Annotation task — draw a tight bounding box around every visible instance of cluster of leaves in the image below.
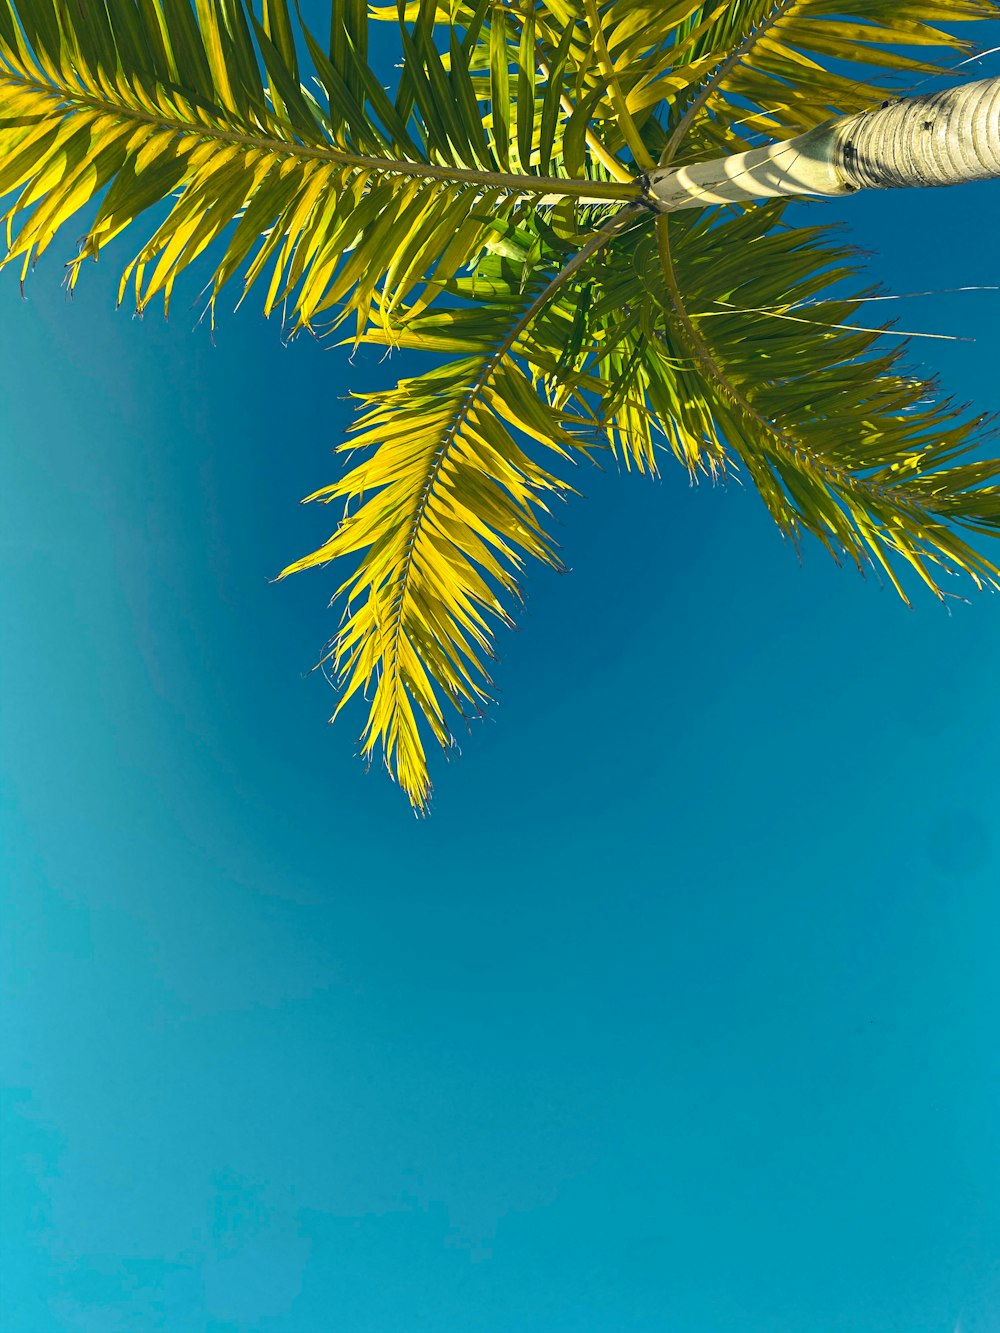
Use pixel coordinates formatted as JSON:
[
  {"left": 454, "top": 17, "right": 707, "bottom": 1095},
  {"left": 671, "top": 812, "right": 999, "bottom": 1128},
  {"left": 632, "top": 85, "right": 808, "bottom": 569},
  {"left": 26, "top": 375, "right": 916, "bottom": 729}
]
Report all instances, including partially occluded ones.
[
  {"left": 0, "top": 0, "right": 998, "bottom": 809},
  {"left": 642, "top": 206, "right": 1000, "bottom": 597},
  {"left": 651, "top": 0, "right": 995, "bottom": 157},
  {"left": 0, "top": 0, "right": 639, "bottom": 329}
]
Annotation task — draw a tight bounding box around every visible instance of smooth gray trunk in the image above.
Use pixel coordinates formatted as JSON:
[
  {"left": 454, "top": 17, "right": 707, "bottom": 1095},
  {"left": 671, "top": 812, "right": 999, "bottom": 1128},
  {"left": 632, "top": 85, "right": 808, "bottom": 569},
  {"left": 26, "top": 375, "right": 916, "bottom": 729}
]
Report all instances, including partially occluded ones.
[{"left": 645, "top": 76, "right": 1000, "bottom": 212}]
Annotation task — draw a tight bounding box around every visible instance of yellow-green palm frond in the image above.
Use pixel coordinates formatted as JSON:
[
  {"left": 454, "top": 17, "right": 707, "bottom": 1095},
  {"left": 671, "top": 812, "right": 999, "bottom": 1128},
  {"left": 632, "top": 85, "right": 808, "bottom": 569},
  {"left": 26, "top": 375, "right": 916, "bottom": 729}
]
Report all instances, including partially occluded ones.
[
  {"left": 378, "top": 0, "right": 748, "bottom": 174},
  {"left": 644, "top": 204, "right": 1000, "bottom": 598},
  {"left": 277, "top": 307, "right": 589, "bottom": 813},
  {"left": 276, "top": 206, "right": 646, "bottom": 811},
  {"left": 358, "top": 201, "right": 724, "bottom": 473},
  {"left": 660, "top": 0, "right": 998, "bottom": 161},
  {"left": 0, "top": 0, "right": 637, "bottom": 332}
]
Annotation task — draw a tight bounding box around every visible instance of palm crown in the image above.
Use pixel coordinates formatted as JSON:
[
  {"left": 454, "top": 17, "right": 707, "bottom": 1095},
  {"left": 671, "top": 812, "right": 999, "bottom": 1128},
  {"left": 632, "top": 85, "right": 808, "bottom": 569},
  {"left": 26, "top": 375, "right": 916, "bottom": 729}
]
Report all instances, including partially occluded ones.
[{"left": 2, "top": 0, "right": 998, "bottom": 809}]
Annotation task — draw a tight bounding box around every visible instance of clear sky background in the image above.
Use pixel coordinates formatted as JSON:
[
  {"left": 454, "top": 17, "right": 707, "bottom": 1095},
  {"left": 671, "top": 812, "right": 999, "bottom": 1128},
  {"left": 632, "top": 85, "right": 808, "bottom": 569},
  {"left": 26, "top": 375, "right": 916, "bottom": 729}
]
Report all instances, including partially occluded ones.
[{"left": 1, "top": 14, "right": 999, "bottom": 1333}]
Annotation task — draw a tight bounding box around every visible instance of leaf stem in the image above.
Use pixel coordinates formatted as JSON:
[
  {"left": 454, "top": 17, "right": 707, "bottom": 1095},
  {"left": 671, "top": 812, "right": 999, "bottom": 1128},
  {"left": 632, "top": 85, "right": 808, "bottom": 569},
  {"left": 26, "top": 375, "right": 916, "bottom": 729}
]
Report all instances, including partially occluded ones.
[{"left": 0, "top": 69, "right": 642, "bottom": 203}]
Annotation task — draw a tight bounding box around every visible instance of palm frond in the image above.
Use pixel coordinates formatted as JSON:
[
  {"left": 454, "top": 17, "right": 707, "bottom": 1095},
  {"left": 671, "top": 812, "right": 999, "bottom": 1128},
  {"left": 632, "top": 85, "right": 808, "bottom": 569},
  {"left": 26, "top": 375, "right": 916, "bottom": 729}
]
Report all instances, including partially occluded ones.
[
  {"left": 660, "top": 0, "right": 998, "bottom": 161},
  {"left": 0, "top": 0, "right": 637, "bottom": 332},
  {"left": 278, "top": 308, "right": 584, "bottom": 812},
  {"left": 277, "top": 206, "right": 646, "bottom": 811},
  {"left": 645, "top": 204, "right": 1000, "bottom": 597},
  {"left": 376, "top": 0, "right": 738, "bottom": 171}
]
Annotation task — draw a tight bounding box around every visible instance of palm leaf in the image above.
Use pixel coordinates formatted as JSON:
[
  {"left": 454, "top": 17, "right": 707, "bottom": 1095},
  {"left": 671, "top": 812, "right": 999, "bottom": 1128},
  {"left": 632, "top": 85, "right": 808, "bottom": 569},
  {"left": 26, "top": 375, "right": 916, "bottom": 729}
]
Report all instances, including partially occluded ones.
[
  {"left": 375, "top": 0, "right": 728, "bottom": 173},
  {"left": 645, "top": 204, "right": 1000, "bottom": 597},
  {"left": 0, "top": 0, "right": 637, "bottom": 332},
  {"left": 659, "top": 0, "right": 997, "bottom": 161},
  {"left": 278, "top": 304, "right": 583, "bottom": 812},
  {"left": 277, "top": 207, "right": 645, "bottom": 811}
]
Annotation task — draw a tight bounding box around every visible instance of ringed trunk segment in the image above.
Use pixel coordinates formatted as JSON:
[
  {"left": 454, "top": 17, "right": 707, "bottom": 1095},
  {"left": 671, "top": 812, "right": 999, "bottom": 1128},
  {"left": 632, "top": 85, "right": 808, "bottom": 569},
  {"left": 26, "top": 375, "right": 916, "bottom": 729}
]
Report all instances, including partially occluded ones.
[
  {"left": 644, "top": 76, "right": 1000, "bottom": 212},
  {"left": 839, "top": 76, "right": 1000, "bottom": 191}
]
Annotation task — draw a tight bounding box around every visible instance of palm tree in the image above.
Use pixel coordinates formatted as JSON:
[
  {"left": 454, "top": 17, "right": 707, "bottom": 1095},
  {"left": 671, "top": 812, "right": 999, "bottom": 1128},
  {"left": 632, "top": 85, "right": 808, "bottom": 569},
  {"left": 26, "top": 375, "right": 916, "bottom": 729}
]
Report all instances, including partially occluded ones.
[{"left": 2, "top": 0, "right": 999, "bottom": 810}]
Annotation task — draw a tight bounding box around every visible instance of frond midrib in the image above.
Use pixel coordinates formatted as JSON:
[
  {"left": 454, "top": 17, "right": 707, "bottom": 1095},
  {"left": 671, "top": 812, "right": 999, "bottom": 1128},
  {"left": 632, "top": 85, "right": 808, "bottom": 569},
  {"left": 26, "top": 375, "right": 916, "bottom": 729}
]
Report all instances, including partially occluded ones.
[
  {"left": 659, "top": 0, "right": 801, "bottom": 167},
  {"left": 0, "top": 66, "right": 639, "bottom": 202}
]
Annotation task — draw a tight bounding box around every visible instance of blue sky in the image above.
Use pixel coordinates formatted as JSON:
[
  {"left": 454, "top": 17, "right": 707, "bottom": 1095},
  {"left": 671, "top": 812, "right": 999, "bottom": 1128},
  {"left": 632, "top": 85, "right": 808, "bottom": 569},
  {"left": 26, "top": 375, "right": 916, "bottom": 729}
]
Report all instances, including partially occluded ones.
[{"left": 2, "top": 17, "right": 999, "bottom": 1333}]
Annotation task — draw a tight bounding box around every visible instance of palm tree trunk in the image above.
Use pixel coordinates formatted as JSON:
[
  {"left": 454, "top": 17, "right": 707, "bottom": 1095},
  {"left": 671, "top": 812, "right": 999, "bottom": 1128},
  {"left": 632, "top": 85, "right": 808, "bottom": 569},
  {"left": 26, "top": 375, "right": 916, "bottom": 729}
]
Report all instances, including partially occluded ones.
[{"left": 645, "top": 76, "right": 1000, "bottom": 212}]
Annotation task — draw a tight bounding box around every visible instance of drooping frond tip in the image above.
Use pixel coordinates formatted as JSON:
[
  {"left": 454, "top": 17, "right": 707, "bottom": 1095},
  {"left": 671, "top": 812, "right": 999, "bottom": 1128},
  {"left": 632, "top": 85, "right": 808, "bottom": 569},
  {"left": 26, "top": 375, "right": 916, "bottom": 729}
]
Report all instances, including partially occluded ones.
[{"left": 278, "top": 351, "right": 586, "bottom": 813}]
